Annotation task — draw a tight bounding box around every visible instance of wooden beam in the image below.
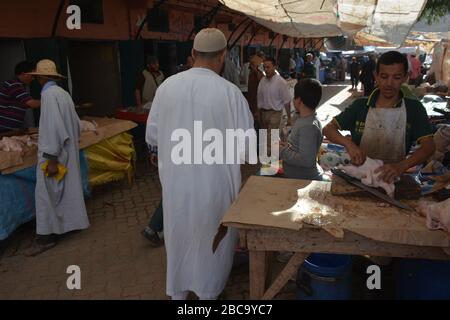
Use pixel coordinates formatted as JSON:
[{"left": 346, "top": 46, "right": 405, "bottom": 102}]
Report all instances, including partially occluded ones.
[
  {"left": 242, "top": 226, "right": 450, "bottom": 300},
  {"left": 228, "top": 20, "right": 254, "bottom": 50},
  {"left": 227, "top": 17, "right": 250, "bottom": 43},
  {"left": 312, "top": 38, "right": 323, "bottom": 50},
  {"left": 245, "top": 228, "right": 450, "bottom": 261},
  {"left": 135, "top": 0, "right": 167, "bottom": 40},
  {"left": 51, "top": 0, "right": 66, "bottom": 37},
  {"left": 247, "top": 25, "right": 263, "bottom": 46},
  {"left": 186, "top": 3, "right": 223, "bottom": 41},
  {"left": 268, "top": 33, "right": 279, "bottom": 48},
  {"left": 277, "top": 35, "right": 288, "bottom": 63},
  {"left": 262, "top": 252, "right": 307, "bottom": 300},
  {"left": 318, "top": 38, "right": 325, "bottom": 51},
  {"left": 249, "top": 251, "right": 268, "bottom": 300}
]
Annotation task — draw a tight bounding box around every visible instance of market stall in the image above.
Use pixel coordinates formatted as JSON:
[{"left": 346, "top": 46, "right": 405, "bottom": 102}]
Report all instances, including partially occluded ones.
[
  {"left": 0, "top": 117, "right": 137, "bottom": 240},
  {"left": 221, "top": 176, "right": 450, "bottom": 300}
]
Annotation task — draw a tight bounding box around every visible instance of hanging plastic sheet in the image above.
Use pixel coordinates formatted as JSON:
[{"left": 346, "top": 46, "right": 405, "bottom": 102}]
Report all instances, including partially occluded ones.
[{"left": 219, "top": 0, "right": 427, "bottom": 46}]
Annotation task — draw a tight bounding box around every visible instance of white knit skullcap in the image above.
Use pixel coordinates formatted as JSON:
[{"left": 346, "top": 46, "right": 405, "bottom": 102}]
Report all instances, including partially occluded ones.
[{"left": 193, "top": 28, "right": 227, "bottom": 53}]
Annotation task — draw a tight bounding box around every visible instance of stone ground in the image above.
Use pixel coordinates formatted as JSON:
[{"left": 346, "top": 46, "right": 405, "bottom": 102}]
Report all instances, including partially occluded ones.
[{"left": 0, "top": 82, "right": 384, "bottom": 300}]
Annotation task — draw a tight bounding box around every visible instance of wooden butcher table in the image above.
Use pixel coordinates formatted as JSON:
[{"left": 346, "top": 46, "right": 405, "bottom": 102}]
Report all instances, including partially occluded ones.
[{"left": 221, "top": 176, "right": 450, "bottom": 300}]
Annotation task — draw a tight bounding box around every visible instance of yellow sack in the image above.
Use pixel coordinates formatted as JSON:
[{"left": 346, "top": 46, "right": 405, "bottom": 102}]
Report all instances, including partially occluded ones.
[
  {"left": 84, "top": 132, "right": 136, "bottom": 187},
  {"left": 41, "top": 161, "right": 68, "bottom": 181}
]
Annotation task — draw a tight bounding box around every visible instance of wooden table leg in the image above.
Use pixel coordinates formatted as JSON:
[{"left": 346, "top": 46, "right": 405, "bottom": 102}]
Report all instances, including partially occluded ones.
[
  {"left": 262, "top": 252, "right": 307, "bottom": 300},
  {"left": 249, "top": 250, "right": 267, "bottom": 299}
]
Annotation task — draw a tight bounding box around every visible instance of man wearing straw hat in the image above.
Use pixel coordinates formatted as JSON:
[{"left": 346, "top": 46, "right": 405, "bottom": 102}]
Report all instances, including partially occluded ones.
[
  {"left": 27, "top": 59, "right": 89, "bottom": 256},
  {"left": 146, "top": 28, "right": 255, "bottom": 300}
]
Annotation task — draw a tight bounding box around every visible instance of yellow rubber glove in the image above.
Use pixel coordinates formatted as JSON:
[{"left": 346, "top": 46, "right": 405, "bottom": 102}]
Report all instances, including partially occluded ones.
[{"left": 41, "top": 161, "right": 68, "bottom": 181}]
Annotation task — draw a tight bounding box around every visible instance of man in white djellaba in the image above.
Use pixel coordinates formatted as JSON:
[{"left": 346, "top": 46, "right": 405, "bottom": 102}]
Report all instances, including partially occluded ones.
[
  {"left": 146, "top": 28, "right": 256, "bottom": 300},
  {"left": 27, "top": 59, "right": 89, "bottom": 256}
]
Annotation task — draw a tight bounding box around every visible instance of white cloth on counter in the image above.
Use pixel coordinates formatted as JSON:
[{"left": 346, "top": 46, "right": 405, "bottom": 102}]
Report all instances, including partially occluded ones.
[
  {"left": 418, "top": 199, "right": 450, "bottom": 232},
  {"left": 338, "top": 157, "right": 395, "bottom": 198}
]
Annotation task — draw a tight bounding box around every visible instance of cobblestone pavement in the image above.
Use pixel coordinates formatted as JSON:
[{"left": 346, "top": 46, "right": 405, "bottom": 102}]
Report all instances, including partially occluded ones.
[
  {"left": 0, "top": 161, "right": 264, "bottom": 300},
  {"left": 0, "top": 83, "right": 354, "bottom": 300}
]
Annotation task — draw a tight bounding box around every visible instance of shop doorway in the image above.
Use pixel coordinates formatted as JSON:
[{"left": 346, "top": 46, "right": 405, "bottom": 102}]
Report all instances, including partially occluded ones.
[{"left": 68, "top": 41, "right": 121, "bottom": 117}]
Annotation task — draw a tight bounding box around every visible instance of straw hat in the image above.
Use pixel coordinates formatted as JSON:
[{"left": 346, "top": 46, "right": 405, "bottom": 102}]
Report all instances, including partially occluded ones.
[{"left": 27, "top": 59, "right": 66, "bottom": 78}]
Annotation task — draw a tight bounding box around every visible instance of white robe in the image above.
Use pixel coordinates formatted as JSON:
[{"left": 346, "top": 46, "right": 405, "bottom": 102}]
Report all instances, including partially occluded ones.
[
  {"left": 315, "top": 58, "right": 321, "bottom": 81},
  {"left": 35, "top": 84, "right": 89, "bottom": 235},
  {"left": 146, "top": 68, "right": 254, "bottom": 298}
]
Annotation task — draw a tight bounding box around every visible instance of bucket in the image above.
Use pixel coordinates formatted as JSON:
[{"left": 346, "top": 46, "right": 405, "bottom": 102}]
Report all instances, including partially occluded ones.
[
  {"left": 296, "top": 253, "right": 352, "bottom": 300},
  {"left": 395, "top": 258, "right": 450, "bottom": 300}
]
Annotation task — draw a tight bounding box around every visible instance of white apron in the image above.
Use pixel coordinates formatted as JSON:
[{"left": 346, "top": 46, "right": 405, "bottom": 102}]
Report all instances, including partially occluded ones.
[{"left": 360, "top": 101, "right": 407, "bottom": 164}]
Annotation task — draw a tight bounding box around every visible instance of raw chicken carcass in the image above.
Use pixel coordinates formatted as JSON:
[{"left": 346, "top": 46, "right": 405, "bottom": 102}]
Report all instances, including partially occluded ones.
[
  {"left": 80, "top": 120, "right": 98, "bottom": 132},
  {"left": 0, "top": 137, "right": 24, "bottom": 152},
  {"left": 338, "top": 157, "right": 395, "bottom": 198},
  {"left": 0, "top": 134, "right": 38, "bottom": 152},
  {"left": 418, "top": 199, "right": 450, "bottom": 232},
  {"left": 11, "top": 135, "right": 37, "bottom": 147}
]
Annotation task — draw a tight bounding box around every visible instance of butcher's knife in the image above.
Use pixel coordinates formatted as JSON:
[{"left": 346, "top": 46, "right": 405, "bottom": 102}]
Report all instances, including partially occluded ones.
[{"left": 331, "top": 168, "right": 414, "bottom": 211}]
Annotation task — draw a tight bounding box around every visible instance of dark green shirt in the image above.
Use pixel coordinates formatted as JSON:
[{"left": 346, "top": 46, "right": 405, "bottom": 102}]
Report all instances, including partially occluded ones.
[{"left": 333, "top": 89, "right": 433, "bottom": 155}]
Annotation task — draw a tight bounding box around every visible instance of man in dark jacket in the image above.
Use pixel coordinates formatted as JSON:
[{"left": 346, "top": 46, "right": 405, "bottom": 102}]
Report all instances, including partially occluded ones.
[
  {"left": 350, "top": 57, "right": 360, "bottom": 90},
  {"left": 360, "top": 54, "right": 376, "bottom": 96}
]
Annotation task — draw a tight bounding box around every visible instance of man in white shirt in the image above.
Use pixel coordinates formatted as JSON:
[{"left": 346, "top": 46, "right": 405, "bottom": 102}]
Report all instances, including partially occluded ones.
[
  {"left": 257, "top": 57, "right": 292, "bottom": 155},
  {"left": 314, "top": 53, "right": 321, "bottom": 82}
]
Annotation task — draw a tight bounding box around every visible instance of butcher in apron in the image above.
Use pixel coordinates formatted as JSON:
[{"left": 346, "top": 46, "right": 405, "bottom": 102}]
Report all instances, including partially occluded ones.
[{"left": 323, "top": 51, "right": 435, "bottom": 184}]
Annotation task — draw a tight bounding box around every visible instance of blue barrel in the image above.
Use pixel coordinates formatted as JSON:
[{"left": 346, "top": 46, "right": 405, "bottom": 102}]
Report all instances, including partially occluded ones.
[
  {"left": 297, "top": 253, "right": 352, "bottom": 300},
  {"left": 395, "top": 258, "right": 450, "bottom": 300}
]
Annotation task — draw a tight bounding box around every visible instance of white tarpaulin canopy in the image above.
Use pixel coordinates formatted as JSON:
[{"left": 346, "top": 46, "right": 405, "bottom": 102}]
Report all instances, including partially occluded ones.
[
  {"left": 430, "top": 39, "right": 450, "bottom": 85},
  {"left": 404, "top": 14, "right": 450, "bottom": 53},
  {"left": 219, "top": 0, "right": 428, "bottom": 46}
]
